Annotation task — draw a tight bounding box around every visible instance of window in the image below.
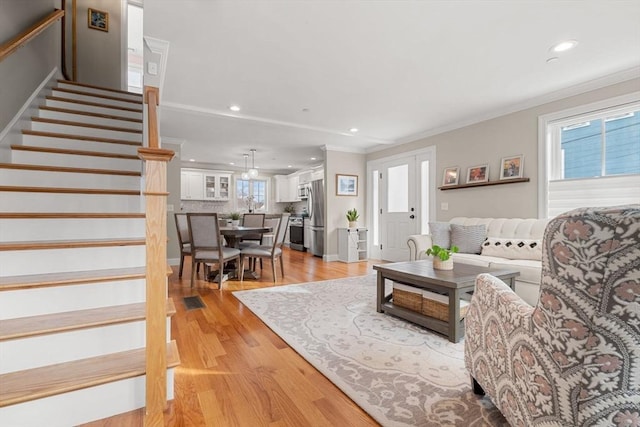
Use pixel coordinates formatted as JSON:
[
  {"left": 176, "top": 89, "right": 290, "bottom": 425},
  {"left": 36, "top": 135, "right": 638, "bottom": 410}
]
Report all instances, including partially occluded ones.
[
  {"left": 236, "top": 179, "right": 267, "bottom": 212},
  {"left": 539, "top": 93, "right": 640, "bottom": 218}
]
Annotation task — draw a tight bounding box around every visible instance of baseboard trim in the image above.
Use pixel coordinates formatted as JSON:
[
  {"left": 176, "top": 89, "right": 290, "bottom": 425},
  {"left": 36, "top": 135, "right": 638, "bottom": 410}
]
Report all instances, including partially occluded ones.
[
  {"left": 324, "top": 254, "right": 339, "bottom": 262},
  {"left": 167, "top": 258, "right": 180, "bottom": 266}
]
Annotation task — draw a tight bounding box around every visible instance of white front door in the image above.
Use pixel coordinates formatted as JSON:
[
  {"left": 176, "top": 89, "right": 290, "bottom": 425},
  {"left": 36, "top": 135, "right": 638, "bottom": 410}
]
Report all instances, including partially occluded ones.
[{"left": 380, "top": 156, "right": 417, "bottom": 261}]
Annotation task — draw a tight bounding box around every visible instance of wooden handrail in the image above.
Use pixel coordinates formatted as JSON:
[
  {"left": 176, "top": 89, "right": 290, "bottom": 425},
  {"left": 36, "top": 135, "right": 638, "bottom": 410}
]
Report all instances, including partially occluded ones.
[
  {"left": 139, "top": 85, "right": 175, "bottom": 426},
  {"left": 0, "top": 9, "right": 65, "bottom": 63}
]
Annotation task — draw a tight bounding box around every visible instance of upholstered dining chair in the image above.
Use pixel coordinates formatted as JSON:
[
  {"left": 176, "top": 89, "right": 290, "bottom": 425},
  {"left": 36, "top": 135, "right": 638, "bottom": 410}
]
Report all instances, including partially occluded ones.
[
  {"left": 174, "top": 213, "right": 200, "bottom": 278},
  {"left": 464, "top": 205, "right": 640, "bottom": 426},
  {"left": 239, "top": 213, "right": 290, "bottom": 282},
  {"left": 186, "top": 212, "right": 241, "bottom": 289},
  {"left": 239, "top": 213, "right": 266, "bottom": 248}
]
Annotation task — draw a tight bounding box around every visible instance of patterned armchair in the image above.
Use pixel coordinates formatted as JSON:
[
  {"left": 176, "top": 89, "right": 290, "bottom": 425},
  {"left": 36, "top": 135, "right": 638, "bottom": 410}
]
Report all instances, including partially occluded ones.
[{"left": 464, "top": 205, "right": 640, "bottom": 426}]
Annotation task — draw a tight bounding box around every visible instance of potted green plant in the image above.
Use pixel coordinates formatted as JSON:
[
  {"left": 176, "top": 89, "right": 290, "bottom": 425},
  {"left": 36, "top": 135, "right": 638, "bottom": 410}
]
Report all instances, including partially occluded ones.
[
  {"left": 229, "top": 212, "right": 241, "bottom": 227},
  {"left": 426, "top": 244, "right": 459, "bottom": 270},
  {"left": 346, "top": 208, "right": 359, "bottom": 228}
]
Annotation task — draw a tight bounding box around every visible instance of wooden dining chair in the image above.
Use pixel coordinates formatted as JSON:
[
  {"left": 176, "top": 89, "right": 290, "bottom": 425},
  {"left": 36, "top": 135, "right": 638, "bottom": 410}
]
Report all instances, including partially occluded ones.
[
  {"left": 239, "top": 213, "right": 290, "bottom": 282},
  {"left": 187, "top": 213, "right": 241, "bottom": 289},
  {"left": 174, "top": 213, "right": 200, "bottom": 278},
  {"left": 239, "top": 213, "right": 266, "bottom": 248}
]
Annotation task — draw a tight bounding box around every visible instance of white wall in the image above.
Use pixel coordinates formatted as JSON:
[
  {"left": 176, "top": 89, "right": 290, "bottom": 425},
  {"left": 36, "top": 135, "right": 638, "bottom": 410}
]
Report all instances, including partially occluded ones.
[
  {"left": 325, "top": 150, "right": 366, "bottom": 260},
  {"left": 367, "top": 77, "right": 640, "bottom": 221},
  {"left": 0, "top": 1, "right": 60, "bottom": 133},
  {"left": 75, "top": 0, "right": 124, "bottom": 89}
]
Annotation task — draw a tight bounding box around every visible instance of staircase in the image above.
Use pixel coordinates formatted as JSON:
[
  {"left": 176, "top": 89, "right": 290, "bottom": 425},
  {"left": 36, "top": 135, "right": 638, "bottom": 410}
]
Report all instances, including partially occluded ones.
[{"left": 0, "top": 80, "right": 179, "bottom": 426}]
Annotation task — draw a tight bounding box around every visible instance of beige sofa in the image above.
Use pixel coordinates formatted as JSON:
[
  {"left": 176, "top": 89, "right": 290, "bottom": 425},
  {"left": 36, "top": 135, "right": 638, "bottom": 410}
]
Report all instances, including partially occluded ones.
[{"left": 407, "top": 217, "right": 549, "bottom": 305}]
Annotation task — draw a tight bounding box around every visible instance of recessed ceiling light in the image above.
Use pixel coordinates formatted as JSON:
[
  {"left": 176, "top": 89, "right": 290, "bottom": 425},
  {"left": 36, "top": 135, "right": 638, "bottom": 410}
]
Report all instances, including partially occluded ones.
[
  {"left": 550, "top": 40, "right": 578, "bottom": 53},
  {"left": 350, "top": 128, "right": 359, "bottom": 133},
  {"left": 287, "top": 165, "right": 292, "bottom": 168},
  {"left": 229, "top": 105, "right": 241, "bottom": 112},
  {"left": 189, "top": 159, "right": 195, "bottom": 162},
  {"left": 229, "top": 162, "right": 235, "bottom": 165},
  {"left": 310, "top": 157, "right": 317, "bottom": 161}
]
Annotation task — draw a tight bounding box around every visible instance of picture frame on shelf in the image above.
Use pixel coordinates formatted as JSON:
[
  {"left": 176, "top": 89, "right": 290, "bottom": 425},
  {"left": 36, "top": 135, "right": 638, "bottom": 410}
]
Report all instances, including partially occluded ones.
[
  {"left": 466, "top": 164, "right": 489, "bottom": 183},
  {"left": 442, "top": 166, "right": 460, "bottom": 186},
  {"left": 88, "top": 8, "right": 109, "bottom": 32},
  {"left": 336, "top": 174, "right": 358, "bottom": 196},
  {"left": 499, "top": 155, "right": 524, "bottom": 180}
]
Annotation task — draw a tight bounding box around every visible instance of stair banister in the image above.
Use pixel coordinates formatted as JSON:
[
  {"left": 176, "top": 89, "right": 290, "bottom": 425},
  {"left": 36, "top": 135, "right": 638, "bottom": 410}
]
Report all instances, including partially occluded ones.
[
  {"left": 0, "top": 9, "right": 65, "bottom": 63},
  {"left": 139, "top": 84, "right": 174, "bottom": 425}
]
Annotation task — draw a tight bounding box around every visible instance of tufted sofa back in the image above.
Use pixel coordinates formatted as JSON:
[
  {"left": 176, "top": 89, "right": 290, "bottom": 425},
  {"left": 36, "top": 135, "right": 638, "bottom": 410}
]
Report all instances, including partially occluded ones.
[{"left": 449, "top": 217, "right": 549, "bottom": 240}]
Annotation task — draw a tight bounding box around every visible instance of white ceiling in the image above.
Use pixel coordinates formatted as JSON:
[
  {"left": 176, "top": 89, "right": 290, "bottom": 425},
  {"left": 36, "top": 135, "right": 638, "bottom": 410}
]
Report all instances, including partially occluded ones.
[{"left": 145, "top": 1, "right": 640, "bottom": 174}]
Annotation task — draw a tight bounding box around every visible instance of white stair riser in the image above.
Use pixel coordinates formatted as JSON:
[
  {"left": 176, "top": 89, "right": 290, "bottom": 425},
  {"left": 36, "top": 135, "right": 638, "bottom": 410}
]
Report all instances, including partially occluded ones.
[
  {"left": 0, "top": 278, "right": 147, "bottom": 319},
  {"left": 51, "top": 89, "right": 143, "bottom": 110},
  {"left": 38, "top": 108, "right": 143, "bottom": 131},
  {"left": 0, "top": 168, "right": 141, "bottom": 190},
  {"left": 21, "top": 134, "right": 140, "bottom": 156},
  {"left": 0, "top": 245, "right": 145, "bottom": 276},
  {"left": 0, "top": 370, "right": 174, "bottom": 427},
  {"left": 0, "top": 218, "right": 145, "bottom": 241},
  {"left": 0, "top": 320, "right": 157, "bottom": 373},
  {"left": 31, "top": 121, "right": 142, "bottom": 143},
  {"left": 45, "top": 99, "right": 143, "bottom": 120},
  {"left": 56, "top": 82, "right": 143, "bottom": 102},
  {"left": 11, "top": 150, "right": 142, "bottom": 171},
  {"left": 0, "top": 192, "right": 142, "bottom": 213}
]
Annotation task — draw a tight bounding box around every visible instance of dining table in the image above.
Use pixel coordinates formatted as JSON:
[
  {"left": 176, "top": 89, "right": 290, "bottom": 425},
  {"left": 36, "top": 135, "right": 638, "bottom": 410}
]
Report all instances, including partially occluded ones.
[{"left": 206, "top": 225, "right": 273, "bottom": 282}]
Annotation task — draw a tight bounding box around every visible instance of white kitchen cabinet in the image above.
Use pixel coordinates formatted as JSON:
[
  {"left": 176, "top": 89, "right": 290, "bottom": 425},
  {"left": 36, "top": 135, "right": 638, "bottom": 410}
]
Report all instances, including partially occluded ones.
[
  {"left": 338, "top": 228, "right": 368, "bottom": 263},
  {"left": 274, "top": 175, "right": 290, "bottom": 202},
  {"left": 288, "top": 174, "right": 300, "bottom": 201},
  {"left": 298, "top": 171, "right": 312, "bottom": 185},
  {"left": 180, "top": 170, "right": 204, "bottom": 200},
  {"left": 204, "top": 173, "right": 231, "bottom": 201},
  {"left": 311, "top": 168, "right": 324, "bottom": 181}
]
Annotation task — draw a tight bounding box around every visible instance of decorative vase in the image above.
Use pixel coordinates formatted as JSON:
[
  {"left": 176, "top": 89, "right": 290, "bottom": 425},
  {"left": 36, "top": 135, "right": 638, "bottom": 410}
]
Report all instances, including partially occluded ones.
[
  {"left": 348, "top": 221, "right": 357, "bottom": 228},
  {"left": 433, "top": 258, "right": 453, "bottom": 270}
]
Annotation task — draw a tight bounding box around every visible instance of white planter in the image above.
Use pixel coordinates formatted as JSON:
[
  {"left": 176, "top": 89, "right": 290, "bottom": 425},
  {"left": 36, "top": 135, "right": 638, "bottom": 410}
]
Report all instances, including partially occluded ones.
[
  {"left": 433, "top": 258, "right": 453, "bottom": 270},
  {"left": 348, "top": 221, "right": 357, "bottom": 228},
  {"left": 231, "top": 220, "right": 240, "bottom": 227}
]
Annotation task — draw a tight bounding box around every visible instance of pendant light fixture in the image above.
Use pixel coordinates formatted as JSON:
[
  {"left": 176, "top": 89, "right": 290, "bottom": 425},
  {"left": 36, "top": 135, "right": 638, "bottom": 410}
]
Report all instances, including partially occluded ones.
[
  {"left": 241, "top": 154, "right": 249, "bottom": 180},
  {"left": 248, "top": 148, "right": 259, "bottom": 178}
]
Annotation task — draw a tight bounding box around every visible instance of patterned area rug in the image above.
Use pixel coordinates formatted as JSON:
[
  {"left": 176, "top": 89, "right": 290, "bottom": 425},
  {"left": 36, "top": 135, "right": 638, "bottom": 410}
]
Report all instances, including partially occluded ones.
[{"left": 233, "top": 275, "right": 508, "bottom": 427}]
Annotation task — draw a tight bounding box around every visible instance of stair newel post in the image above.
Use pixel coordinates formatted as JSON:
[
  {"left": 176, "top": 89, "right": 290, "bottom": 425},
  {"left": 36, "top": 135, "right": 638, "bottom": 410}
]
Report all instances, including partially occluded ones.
[{"left": 140, "top": 85, "right": 174, "bottom": 426}]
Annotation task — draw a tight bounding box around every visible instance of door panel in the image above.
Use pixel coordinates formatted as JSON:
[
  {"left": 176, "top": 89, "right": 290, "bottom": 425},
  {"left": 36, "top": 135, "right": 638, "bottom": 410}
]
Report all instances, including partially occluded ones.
[{"left": 380, "top": 157, "right": 416, "bottom": 261}]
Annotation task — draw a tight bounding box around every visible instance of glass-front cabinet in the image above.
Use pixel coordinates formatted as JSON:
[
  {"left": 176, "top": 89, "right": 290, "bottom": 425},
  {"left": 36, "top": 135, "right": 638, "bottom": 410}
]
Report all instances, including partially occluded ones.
[{"left": 203, "top": 172, "right": 231, "bottom": 201}]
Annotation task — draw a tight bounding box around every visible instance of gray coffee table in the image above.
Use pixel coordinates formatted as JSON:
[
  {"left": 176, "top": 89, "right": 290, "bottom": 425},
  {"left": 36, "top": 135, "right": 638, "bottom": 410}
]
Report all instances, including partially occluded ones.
[{"left": 374, "top": 261, "right": 519, "bottom": 342}]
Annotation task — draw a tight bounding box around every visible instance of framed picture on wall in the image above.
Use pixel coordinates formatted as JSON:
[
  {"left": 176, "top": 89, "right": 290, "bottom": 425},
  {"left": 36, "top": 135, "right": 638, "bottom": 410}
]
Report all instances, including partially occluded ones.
[
  {"left": 336, "top": 174, "right": 358, "bottom": 196},
  {"left": 442, "top": 166, "right": 459, "bottom": 186},
  {"left": 466, "top": 164, "right": 489, "bottom": 183},
  {"left": 499, "top": 155, "right": 524, "bottom": 180},
  {"left": 88, "top": 8, "right": 109, "bottom": 32}
]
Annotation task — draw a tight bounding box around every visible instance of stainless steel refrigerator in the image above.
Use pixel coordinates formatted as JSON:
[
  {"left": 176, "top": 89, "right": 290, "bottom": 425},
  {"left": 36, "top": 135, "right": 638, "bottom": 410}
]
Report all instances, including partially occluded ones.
[{"left": 308, "top": 179, "right": 324, "bottom": 257}]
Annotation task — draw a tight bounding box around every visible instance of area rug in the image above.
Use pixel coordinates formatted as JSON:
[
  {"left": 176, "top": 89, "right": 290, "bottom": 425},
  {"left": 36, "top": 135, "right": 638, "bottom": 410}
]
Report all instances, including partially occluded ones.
[{"left": 233, "top": 274, "right": 507, "bottom": 427}]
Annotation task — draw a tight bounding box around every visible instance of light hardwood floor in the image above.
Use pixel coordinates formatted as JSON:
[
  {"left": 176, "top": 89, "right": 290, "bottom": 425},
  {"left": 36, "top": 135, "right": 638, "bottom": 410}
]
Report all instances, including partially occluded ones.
[{"left": 82, "top": 247, "right": 382, "bottom": 426}]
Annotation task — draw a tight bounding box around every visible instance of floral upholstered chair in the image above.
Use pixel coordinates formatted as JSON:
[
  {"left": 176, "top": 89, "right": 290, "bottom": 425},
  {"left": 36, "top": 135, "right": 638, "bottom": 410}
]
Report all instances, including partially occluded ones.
[{"left": 464, "top": 205, "right": 640, "bottom": 426}]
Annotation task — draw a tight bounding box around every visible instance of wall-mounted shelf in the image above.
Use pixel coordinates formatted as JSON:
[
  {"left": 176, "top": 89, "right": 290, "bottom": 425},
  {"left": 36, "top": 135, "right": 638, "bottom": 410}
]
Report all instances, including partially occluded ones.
[{"left": 439, "top": 177, "right": 530, "bottom": 191}]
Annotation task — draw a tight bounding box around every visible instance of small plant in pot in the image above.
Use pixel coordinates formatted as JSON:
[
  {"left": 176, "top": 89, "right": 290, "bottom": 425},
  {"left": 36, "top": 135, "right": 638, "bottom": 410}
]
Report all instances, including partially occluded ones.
[
  {"left": 426, "top": 245, "right": 459, "bottom": 270},
  {"left": 229, "top": 212, "right": 241, "bottom": 227},
  {"left": 346, "top": 208, "right": 359, "bottom": 228}
]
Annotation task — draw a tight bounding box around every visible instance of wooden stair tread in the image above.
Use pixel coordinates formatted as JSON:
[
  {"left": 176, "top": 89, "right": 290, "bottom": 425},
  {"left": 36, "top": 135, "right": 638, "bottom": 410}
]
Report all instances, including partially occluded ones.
[
  {"left": 0, "top": 237, "right": 145, "bottom": 251},
  {"left": 57, "top": 79, "right": 143, "bottom": 98},
  {"left": 52, "top": 87, "right": 143, "bottom": 106},
  {"left": 0, "top": 185, "right": 140, "bottom": 195},
  {"left": 11, "top": 143, "right": 140, "bottom": 159},
  {"left": 31, "top": 117, "right": 142, "bottom": 134},
  {"left": 0, "top": 163, "right": 141, "bottom": 176},
  {"left": 0, "top": 265, "right": 172, "bottom": 291},
  {"left": 21, "top": 130, "right": 142, "bottom": 147},
  {"left": 0, "top": 340, "right": 180, "bottom": 408},
  {"left": 0, "top": 212, "right": 145, "bottom": 219},
  {"left": 39, "top": 106, "right": 143, "bottom": 123},
  {"left": 0, "top": 300, "right": 176, "bottom": 341},
  {"left": 46, "top": 96, "right": 143, "bottom": 113}
]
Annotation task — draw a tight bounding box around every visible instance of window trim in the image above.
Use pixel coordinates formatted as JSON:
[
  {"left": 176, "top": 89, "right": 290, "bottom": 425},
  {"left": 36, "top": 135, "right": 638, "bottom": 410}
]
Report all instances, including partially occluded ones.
[
  {"left": 235, "top": 177, "right": 269, "bottom": 212},
  {"left": 538, "top": 91, "right": 640, "bottom": 218}
]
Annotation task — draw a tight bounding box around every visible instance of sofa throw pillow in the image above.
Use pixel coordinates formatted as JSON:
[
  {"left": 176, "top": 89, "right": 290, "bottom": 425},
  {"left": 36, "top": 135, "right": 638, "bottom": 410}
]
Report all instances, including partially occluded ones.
[
  {"left": 429, "top": 222, "right": 451, "bottom": 248},
  {"left": 481, "top": 237, "right": 542, "bottom": 261},
  {"left": 450, "top": 224, "right": 486, "bottom": 254}
]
